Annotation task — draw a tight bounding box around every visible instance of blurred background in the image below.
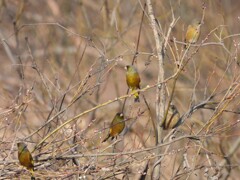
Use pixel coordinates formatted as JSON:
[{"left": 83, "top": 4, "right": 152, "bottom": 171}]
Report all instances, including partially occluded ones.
[{"left": 0, "top": 0, "right": 239, "bottom": 179}]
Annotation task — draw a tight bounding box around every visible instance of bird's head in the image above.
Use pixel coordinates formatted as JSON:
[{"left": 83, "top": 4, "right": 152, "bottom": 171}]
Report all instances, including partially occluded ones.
[{"left": 17, "top": 142, "right": 27, "bottom": 150}]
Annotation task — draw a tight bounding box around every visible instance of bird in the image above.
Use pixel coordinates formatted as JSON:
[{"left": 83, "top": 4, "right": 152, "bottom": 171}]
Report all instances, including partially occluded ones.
[
  {"left": 184, "top": 19, "right": 201, "bottom": 49},
  {"left": 126, "top": 65, "right": 141, "bottom": 102},
  {"left": 17, "top": 142, "right": 35, "bottom": 180},
  {"left": 161, "top": 104, "right": 180, "bottom": 129},
  {"left": 102, "top": 112, "right": 125, "bottom": 142}
]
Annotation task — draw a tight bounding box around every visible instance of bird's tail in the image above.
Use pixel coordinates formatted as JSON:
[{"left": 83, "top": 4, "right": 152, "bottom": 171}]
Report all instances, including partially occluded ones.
[
  {"left": 30, "top": 168, "right": 35, "bottom": 180},
  {"left": 102, "top": 134, "right": 110, "bottom": 143},
  {"left": 133, "top": 90, "right": 140, "bottom": 102}
]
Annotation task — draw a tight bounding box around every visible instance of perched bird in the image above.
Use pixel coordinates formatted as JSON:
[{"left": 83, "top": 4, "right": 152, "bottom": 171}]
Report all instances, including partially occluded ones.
[
  {"left": 102, "top": 112, "right": 125, "bottom": 142},
  {"left": 161, "top": 105, "right": 180, "bottom": 129},
  {"left": 17, "top": 142, "right": 35, "bottom": 179},
  {"left": 126, "top": 65, "right": 141, "bottom": 102},
  {"left": 184, "top": 19, "right": 201, "bottom": 49}
]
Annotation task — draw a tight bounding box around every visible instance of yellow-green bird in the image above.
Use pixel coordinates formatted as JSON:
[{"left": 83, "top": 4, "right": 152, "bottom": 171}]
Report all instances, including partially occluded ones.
[
  {"left": 102, "top": 112, "right": 125, "bottom": 142},
  {"left": 126, "top": 65, "right": 141, "bottom": 102},
  {"left": 17, "top": 142, "right": 35, "bottom": 179},
  {"left": 161, "top": 105, "right": 180, "bottom": 129},
  {"left": 185, "top": 19, "right": 201, "bottom": 49}
]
